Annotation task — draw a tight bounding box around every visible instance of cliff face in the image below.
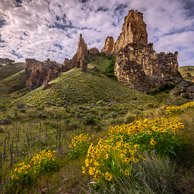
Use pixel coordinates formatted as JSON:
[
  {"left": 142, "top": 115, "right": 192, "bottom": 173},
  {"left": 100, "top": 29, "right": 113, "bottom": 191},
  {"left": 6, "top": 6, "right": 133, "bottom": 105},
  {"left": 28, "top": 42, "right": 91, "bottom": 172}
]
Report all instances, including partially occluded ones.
[
  {"left": 115, "top": 43, "right": 182, "bottom": 91},
  {"left": 114, "top": 10, "right": 184, "bottom": 92},
  {"left": 25, "top": 58, "right": 61, "bottom": 90},
  {"left": 115, "top": 10, "right": 148, "bottom": 52},
  {"left": 101, "top": 36, "right": 115, "bottom": 56}
]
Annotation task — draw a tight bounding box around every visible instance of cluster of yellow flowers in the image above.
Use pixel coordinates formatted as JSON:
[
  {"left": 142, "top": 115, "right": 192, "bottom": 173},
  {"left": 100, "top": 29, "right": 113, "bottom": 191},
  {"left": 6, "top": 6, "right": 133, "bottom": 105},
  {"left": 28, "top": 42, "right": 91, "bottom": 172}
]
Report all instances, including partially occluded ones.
[
  {"left": 11, "top": 162, "right": 31, "bottom": 180},
  {"left": 81, "top": 117, "right": 184, "bottom": 185},
  {"left": 11, "top": 150, "right": 56, "bottom": 181},
  {"left": 108, "top": 118, "right": 183, "bottom": 135},
  {"left": 69, "top": 134, "right": 92, "bottom": 149},
  {"left": 166, "top": 102, "right": 194, "bottom": 114},
  {"left": 30, "top": 150, "right": 56, "bottom": 165},
  {"left": 82, "top": 135, "right": 142, "bottom": 182}
]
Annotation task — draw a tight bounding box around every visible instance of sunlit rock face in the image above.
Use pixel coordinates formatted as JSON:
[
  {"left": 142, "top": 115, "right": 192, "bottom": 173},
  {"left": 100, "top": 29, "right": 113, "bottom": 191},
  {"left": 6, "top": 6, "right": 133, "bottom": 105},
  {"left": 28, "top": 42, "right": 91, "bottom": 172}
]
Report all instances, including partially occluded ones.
[
  {"left": 114, "top": 10, "right": 183, "bottom": 92},
  {"left": 115, "top": 10, "right": 148, "bottom": 52},
  {"left": 25, "top": 58, "right": 61, "bottom": 90},
  {"left": 101, "top": 36, "right": 115, "bottom": 56}
]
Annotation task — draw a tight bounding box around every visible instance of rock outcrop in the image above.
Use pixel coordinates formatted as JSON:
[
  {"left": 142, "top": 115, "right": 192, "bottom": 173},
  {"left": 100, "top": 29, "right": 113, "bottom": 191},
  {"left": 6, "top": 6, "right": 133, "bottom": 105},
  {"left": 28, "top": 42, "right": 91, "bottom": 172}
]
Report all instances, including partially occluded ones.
[
  {"left": 89, "top": 47, "right": 100, "bottom": 56},
  {"left": 114, "top": 10, "right": 188, "bottom": 93},
  {"left": 170, "top": 80, "right": 194, "bottom": 99},
  {"left": 101, "top": 36, "right": 115, "bottom": 56},
  {"left": 71, "top": 34, "right": 88, "bottom": 68},
  {"left": 115, "top": 42, "right": 182, "bottom": 91},
  {"left": 25, "top": 58, "right": 61, "bottom": 90},
  {"left": 62, "top": 34, "right": 89, "bottom": 72},
  {"left": 115, "top": 10, "right": 148, "bottom": 52}
]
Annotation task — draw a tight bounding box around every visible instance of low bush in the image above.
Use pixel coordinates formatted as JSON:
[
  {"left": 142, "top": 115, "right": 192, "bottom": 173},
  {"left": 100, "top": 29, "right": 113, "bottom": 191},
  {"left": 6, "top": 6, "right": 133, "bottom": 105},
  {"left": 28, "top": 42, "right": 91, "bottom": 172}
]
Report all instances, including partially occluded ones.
[
  {"left": 107, "top": 112, "right": 117, "bottom": 118},
  {"left": 96, "top": 100, "right": 105, "bottom": 106},
  {"left": 84, "top": 113, "right": 96, "bottom": 125}
]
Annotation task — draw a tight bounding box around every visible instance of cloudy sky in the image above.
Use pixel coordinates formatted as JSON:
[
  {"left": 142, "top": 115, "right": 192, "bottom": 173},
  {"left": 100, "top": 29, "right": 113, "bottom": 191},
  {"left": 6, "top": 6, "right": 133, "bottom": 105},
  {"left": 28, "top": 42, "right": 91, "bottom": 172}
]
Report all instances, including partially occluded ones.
[{"left": 0, "top": 0, "right": 194, "bottom": 66}]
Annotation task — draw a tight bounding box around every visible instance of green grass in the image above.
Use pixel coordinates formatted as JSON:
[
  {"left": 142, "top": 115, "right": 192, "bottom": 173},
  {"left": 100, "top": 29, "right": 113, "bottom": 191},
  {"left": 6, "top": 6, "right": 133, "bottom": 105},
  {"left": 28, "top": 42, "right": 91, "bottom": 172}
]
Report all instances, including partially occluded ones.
[
  {"left": 178, "top": 66, "right": 194, "bottom": 81},
  {"left": 0, "top": 69, "right": 29, "bottom": 108},
  {"left": 88, "top": 55, "right": 115, "bottom": 74},
  {"left": 0, "top": 62, "right": 25, "bottom": 81},
  {"left": 19, "top": 68, "right": 156, "bottom": 106}
]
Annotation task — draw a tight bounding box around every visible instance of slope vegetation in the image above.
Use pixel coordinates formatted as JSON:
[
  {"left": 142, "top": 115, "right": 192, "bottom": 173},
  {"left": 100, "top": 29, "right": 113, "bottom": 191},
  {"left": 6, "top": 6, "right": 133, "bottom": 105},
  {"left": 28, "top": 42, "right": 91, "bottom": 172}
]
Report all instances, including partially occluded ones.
[
  {"left": 20, "top": 67, "right": 155, "bottom": 106},
  {"left": 0, "top": 62, "right": 25, "bottom": 81}
]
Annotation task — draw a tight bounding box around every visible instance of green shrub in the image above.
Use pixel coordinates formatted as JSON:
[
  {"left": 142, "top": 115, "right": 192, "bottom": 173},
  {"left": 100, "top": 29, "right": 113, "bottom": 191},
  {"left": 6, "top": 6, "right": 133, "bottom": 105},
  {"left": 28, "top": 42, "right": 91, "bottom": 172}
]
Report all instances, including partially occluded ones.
[
  {"left": 147, "top": 103, "right": 155, "bottom": 108},
  {"left": 107, "top": 112, "right": 117, "bottom": 118},
  {"left": 104, "top": 58, "right": 115, "bottom": 77},
  {"left": 96, "top": 100, "right": 105, "bottom": 106},
  {"left": 75, "top": 112, "right": 81, "bottom": 118},
  {"left": 84, "top": 113, "right": 96, "bottom": 125},
  {"left": 98, "top": 111, "right": 104, "bottom": 118}
]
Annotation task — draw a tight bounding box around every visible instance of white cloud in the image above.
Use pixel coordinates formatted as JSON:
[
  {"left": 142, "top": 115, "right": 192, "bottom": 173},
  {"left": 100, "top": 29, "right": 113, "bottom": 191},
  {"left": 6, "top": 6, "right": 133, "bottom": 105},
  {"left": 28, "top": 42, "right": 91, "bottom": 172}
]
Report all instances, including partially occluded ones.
[{"left": 0, "top": 0, "right": 193, "bottom": 66}]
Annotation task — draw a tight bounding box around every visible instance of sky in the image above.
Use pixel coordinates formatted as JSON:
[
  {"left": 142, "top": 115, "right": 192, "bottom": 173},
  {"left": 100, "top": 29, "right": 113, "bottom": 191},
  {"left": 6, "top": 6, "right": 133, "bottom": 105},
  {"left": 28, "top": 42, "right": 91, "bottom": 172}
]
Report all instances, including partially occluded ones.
[{"left": 0, "top": 0, "right": 194, "bottom": 66}]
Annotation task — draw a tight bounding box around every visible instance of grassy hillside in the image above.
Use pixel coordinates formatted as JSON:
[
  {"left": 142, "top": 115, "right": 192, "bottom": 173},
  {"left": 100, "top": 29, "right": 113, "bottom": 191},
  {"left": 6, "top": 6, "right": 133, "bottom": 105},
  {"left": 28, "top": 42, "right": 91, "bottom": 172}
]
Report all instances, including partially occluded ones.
[
  {"left": 0, "top": 70, "right": 29, "bottom": 107},
  {"left": 0, "top": 62, "right": 25, "bottom": 81},
  {"left": 179, "top": 66, "right": 194, "bottom": 81},
  {"left": 19, "top": 68, "right": 156, "bottom": 107}
]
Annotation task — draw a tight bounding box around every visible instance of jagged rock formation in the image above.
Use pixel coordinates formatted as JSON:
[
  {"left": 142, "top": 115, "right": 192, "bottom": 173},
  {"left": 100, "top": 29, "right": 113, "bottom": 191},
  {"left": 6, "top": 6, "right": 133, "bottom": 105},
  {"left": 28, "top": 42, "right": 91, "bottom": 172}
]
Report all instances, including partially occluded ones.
[
  {"left": 101, "top": 36, "right": 115, "bottom": 56},
  {"left": 115, "top": 10, "right": 148, "bottom": 52},
  {"left": 71, "top": 34, "right": 88, "bottom": 68},
  {"left": 89, "top": 48, "right": 100, "bottom": 56},
  {"left": 114, "top": 10, "right": 188, "bottom": 93},
  {"left": 115, "top": 42, "right": 182, "bottom": 91},
  {"left": 0, "top": 58, "right": 15, "bottom": 65},
  {"left": 25, "top": 58, "right": 61, "bottom": 90},
  {"left": 63, "top": 34, "right": 89, "bottom": 72}
]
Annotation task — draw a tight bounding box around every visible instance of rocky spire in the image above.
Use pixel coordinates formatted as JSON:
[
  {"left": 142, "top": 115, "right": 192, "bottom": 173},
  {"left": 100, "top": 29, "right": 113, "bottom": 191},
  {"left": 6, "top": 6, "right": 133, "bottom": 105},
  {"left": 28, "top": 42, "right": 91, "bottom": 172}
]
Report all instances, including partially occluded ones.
[
  {"left": 115, "top": 10, "right": 148, "bottom": 52},
  {"left": 71, "top": 34, "right": 88, "bottom": 68}
]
